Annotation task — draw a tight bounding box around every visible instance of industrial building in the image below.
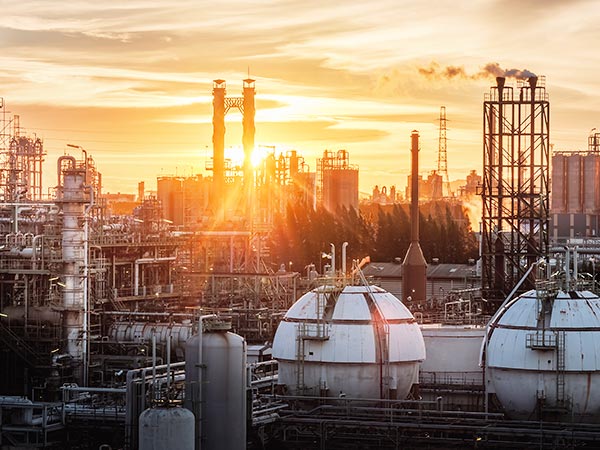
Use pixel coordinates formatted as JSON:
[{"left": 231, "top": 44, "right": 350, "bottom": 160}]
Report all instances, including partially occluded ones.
[
  {"left": 3, "top": 75, "right": 600, "bottom": 450},
  {"left": 317, "top": 149, "right": 359, "bottom": 213},
  {"left": 550, "top": 131, "right": 600, "bottom": 240}
]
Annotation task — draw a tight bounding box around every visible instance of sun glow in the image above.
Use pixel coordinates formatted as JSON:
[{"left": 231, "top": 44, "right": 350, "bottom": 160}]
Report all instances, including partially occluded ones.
[
  {"left": 252, "top": 146, "right": 271, "bottom": 168},
  {"left": 224, "top": 145, "right": 275, "bottom": 169},
  {"left": 224, "top": 146, "right": 245, "bottom": 168}
]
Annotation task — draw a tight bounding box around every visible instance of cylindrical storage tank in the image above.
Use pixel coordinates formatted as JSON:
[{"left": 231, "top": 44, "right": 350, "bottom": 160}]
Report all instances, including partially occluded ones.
[
  {"left": 108, "top": 321, "right": 193, "bottom": 358},
  {"left": 583, "top": 154, "right": 600, "bottom": 214},
  {"left": 272, "top": 285, "right": 425, "bottom": 399},
  {"left": 139, "top": 406, "right": 194, "bottom": 450},
  {"left": 322, "top": 168, "right": 359, "bottom": 213},
  {"left": 566, "top": 154, "right": 583, "bottom": 213},
  {"left": 486, "top": 289, "right": 600, "bottom": 421},
  {"left": 551, "top": 153, "right": 566, "bottom": 213},
  {"left": 185, "top": 328, "right": 246, "bottom": 450},
  {"left": 420, "top": 324, "right": 485, "bottom": 385}
]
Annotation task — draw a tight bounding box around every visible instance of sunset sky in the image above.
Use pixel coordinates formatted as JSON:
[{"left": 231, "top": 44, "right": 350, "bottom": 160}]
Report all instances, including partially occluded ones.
[{"left": 2, "top": 0, "right": 599, "bottom": 196}]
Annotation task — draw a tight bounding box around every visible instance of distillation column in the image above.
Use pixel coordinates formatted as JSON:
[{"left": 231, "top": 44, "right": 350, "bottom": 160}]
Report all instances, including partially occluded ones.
[{"left": 58, "top": 163, "right": 88, "bottom": 382}]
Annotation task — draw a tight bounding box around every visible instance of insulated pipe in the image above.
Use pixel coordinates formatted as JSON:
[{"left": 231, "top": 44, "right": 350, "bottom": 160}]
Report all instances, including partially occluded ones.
[
  {"left": 342, "top": 242, "right": 348, "bottom": 274},
  {"left": 574, "top": 247, "right": 579, "bottom": 286},
  {"left": 133, "top": 256, "right": 177, "bottom": 296},
  {"left": 330, "top": 243, "right": 336, "bottom": 277},
  {"left": 565, "top": 246, "right": 571, "bottom": 288},
  {"left": 32, "top": 234, "right": 42, "bottom": 262},
  {"left": 56, "top": 156, "right": 76, "bottom": 188}
]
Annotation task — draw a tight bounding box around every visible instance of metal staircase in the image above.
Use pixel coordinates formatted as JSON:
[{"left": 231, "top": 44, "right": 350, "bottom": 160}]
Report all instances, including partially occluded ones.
[{"left": 0, "top": 320, "right": 46, "bottom": 367}]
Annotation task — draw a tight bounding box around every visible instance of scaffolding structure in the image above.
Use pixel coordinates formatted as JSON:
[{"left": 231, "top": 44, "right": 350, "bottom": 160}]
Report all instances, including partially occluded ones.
[
  {"left": 589, "top": 130, "right": 600, "bottom": 152},
  {"left": 0, "top": 108, "right": 46, "bottom": 203},
  {"left": 437, "top": 106, "right": 450, "bottom": 197},
  {"left": 481, "top": 76, "right": 550, "bottom": 306}
]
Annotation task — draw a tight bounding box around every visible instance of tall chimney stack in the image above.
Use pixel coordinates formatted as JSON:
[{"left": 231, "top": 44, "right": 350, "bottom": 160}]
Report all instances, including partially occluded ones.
[
  {"left": 402, "top": 131, "right": 427, "bottom": 306},
  {"left": 212, "top": 79, "right": 226, "bottom": 221},
  {"left": 242, "top": 79, "right": 256, "bottom": 223}
]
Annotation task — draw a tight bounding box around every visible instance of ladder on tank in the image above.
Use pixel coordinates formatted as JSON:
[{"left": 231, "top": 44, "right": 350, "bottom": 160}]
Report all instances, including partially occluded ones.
[
  {"left": 556, "top": 330, "right": 566, "bottom": 407},
  {"left": 295, "top": 289, "right": 331, "bottom": 393}
]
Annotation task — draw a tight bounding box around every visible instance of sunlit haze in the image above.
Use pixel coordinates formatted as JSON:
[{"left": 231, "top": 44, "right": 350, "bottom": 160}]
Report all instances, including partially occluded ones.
[{"left": 2, "top": 0, "right": 599, "bottom": 195}]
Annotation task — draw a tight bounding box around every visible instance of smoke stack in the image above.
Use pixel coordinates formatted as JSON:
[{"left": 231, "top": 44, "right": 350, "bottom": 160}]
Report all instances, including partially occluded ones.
[
  {"left": 528, "top": 76, "right": 538, "bottom": 90},
  {"left": 528, "top": 76, "right": 538, "bottom": 101},
  {"left": 496, "top": 76, "right": 505, "bottom": 98},
  {"left": 410, "top": 131, "right": 420, "bottom": 242},
  {"left": 402, "top": 131, "right": 427, "bottom": 306}
]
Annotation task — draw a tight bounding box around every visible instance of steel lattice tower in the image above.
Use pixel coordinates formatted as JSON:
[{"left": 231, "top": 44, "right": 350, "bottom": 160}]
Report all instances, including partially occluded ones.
[
  {"left": 437, "top": 106, "right": 450, "bottom": 196},
  {"left": 481, "top": 76, "right": 550, "bottom": 307}
]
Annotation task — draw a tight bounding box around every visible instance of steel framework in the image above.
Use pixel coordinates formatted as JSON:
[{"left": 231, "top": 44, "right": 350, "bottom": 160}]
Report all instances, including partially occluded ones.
[
  {"left": 0, "top": 110, "right": 46, "bottom": 203},
  {"left": 437, "top": 106, "right": 450, "bottom": 196},
  {"left": 481, "top": 76, "right": 550, "bottom": 306}
]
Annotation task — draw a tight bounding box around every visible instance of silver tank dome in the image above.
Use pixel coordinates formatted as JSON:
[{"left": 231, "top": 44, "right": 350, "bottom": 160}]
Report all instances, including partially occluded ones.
[
  {"left": 486, "top": 288, "right": 600, "bottom": 421},
  {"left": 272, "top": 284, "right": 425, "bottom": 399}
]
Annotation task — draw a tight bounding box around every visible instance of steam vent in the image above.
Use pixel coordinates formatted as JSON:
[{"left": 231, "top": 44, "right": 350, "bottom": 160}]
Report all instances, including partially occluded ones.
[{"left": 272, "top": 284, "right": 425, "bottom": 399}]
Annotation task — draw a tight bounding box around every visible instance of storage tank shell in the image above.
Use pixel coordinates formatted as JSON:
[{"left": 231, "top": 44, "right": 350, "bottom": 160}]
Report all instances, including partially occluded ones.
[
  {"left": 583, "top": 154, "right": 600, "bottom": 214},
  {"left": 551, "top": 153, "right": 566, "bottom": 213},
  {"left": 486, "top": 289, "right": 600, "bottom": 421},
  {"left": 272, "top": 285, "right": 425, "bottom": 399},
  {"left": 108, "top": 321, "right": 193, "bottom": 358},
  {"left": 566, "top": 154, "right": 583, "bottom": 213},
  {"left": 139, "top": 406, "right": 194, "bottom": 450},
  {"left": 323, "top": 169, "right": 358, "bottom": 213},
  {"left": 420, "top": 324, "right": 484, "bottom": 384},
  {"left": 185, "top": 330, "right": 246, "bottom": 450}
]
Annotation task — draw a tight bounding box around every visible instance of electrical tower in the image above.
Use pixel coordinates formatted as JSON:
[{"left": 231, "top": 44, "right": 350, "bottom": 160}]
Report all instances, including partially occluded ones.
[{"left": 437, "top": 106, "right": 450, "bottom": 196}]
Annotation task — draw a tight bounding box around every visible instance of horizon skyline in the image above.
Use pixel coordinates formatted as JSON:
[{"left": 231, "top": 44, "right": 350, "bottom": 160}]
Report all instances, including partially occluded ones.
[{"left": 2, "top": 1, "right": 598, "bottom": 195}]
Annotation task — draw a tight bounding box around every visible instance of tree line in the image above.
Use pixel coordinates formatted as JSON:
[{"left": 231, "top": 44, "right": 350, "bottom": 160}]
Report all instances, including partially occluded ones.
[{"left": 268, "top": 200, "right": 479, "bottom": 274}]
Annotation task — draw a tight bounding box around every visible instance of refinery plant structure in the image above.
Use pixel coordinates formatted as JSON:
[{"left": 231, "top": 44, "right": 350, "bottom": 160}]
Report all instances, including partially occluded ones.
[{"left": 3, "top": 76, "right": 600, "bottom": 450}]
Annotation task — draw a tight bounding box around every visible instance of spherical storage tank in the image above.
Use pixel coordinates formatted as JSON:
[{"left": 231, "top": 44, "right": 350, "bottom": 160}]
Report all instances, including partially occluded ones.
[
  {"left": 185, "top": 327, "right": 247, "bottom": 450},
  {"left": 486, "top": 289, "right": 600, "bottom": 421},
  {"left": 139, "top": 406, "right": 194, "bottom": 450},
  {"left": 272, "top": 285, "right": 425, "bottom": 399}
]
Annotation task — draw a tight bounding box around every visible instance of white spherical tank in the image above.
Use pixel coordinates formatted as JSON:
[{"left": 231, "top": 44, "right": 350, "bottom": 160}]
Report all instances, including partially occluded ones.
[
  {"left": 272, "top": 285, "right": 425, "bottom": 399},
  {"left": 486, "top": 289, "right": 600, "bottom": 421},
  {"left": 138, "top": 406, "right": 195, "bottom": 450},
  {"left": 185, "top": 329, "right": 247, "bottom": 450}
]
